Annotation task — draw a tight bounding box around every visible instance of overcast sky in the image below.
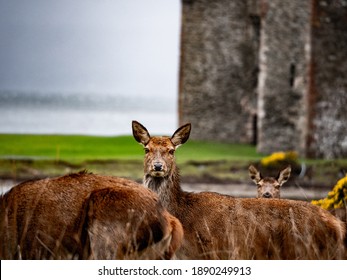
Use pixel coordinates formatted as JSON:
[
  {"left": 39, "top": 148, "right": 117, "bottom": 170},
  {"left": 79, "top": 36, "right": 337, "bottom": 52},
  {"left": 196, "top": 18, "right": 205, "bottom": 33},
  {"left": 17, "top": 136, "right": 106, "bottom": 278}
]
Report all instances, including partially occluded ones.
[{"left": 0, "top": 0, "right": 181, "bottom": 97}]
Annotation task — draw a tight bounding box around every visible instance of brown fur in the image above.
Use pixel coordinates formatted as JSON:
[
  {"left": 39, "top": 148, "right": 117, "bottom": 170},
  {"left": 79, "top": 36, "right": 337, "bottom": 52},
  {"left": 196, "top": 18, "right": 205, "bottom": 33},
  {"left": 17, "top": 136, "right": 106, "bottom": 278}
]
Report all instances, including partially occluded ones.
[
  {"left": 0, "top": 171, "right": 183, "bottom": 259},
  {"left": 132, "top": 121, "right": 346, "bottom": 259},
  {"left": 248, "top": 165, "right": 291, "bottom": 198}
]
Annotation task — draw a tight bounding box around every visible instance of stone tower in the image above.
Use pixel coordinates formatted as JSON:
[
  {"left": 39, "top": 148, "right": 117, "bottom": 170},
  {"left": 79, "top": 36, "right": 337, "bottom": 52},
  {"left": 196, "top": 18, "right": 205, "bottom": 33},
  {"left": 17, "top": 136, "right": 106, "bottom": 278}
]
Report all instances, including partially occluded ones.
[
  {"left": 307, "top": 0, "right": 347, "bottom": 158},
  {"left": 179, "top": 0, "right": 260, "bottom": 143},
  {"left": 256, "top": 0, "right": 311, "bottom": 156},
  {"left": 178, "top": 0, "right": 347, "bottom": 158},
  {"left": 257, "top": 0, "right": 347, "bottom": 158}
]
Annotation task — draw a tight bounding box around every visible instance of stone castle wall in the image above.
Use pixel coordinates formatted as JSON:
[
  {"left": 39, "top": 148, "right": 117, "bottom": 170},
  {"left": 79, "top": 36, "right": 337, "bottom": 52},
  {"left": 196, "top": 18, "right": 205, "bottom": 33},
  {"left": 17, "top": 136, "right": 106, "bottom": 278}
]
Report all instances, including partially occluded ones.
[
  {"left": 178, "top": 0, "right": 347, "bottom": 158},
  {"left": 257, "top": 0, "right": 311, "bottom": 156},
  {"left": 308, "top": 0, "right": 347, "bottom": 158},
  {"left": 179, "top": 0, "right": 259, "bottom": 143}
]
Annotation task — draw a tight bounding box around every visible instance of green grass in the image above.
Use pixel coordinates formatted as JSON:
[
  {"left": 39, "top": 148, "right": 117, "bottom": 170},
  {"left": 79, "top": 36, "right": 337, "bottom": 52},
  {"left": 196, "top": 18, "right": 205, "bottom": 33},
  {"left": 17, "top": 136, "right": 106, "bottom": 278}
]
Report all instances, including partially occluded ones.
[
  {"left": 180, "top": 140, "right": 262, "bottom": 162},
  {"left": 0, "top": 134, "right": 141, "bottom": 162},
  {"left": 0, "top": 134, "right": 262, "bottom": 163}
]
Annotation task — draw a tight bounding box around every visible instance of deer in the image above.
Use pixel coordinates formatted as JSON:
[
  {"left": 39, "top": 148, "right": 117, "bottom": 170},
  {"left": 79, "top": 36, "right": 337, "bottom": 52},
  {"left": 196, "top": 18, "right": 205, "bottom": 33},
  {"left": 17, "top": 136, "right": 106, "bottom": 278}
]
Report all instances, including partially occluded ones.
[
  {"left": 132, "top": 120, "right": 346, "bottom": 260},
  {"left": 248, "top": 165, "right": 291, "bottom": 198},
  {"left": 0, "top": 171, "right": 183, "bottom": 260}
]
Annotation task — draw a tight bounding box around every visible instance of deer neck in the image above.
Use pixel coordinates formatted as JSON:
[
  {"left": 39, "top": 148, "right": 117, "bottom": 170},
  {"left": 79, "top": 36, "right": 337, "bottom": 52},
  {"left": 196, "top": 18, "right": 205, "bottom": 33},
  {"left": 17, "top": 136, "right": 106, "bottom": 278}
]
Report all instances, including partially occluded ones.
[{"left": 143, "top": 165, "right": 182, "bottom": 213}]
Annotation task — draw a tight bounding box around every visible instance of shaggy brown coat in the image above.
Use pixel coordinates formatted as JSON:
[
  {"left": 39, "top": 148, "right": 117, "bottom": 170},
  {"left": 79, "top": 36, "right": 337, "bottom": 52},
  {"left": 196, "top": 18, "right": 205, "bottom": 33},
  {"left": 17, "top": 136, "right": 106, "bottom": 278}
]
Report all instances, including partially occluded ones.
[{"left": 0, "top": 171, "right": 183, "bottom": 260}]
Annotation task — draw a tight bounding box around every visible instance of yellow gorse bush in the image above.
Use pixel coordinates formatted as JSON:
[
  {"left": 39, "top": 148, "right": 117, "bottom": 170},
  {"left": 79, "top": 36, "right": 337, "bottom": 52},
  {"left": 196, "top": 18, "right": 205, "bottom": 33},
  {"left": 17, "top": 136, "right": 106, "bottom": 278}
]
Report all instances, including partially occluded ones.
[
  {"left": 260, "top": 151, "right": 298, "bottom": 167},
  {"left": 312, "top": 175, "right": 347, "bottom": 210}
]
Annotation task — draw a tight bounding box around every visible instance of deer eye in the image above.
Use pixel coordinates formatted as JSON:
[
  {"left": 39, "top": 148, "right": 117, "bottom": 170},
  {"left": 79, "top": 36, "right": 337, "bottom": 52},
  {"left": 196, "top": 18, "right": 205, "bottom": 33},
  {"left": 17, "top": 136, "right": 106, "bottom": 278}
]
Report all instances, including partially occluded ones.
[
  {"left": 169, "top": 149, "right": 175, "bottom": 155},
  {"left": 144, "top": 148, "right": 150, "bottom": 154}
]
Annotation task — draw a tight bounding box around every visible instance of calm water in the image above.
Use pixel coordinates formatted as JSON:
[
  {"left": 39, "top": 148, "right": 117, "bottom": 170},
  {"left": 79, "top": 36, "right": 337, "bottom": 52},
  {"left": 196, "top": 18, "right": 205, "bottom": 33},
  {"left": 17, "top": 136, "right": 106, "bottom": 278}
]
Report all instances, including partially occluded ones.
[{"left": 0, "top": 91, "right": 177, "bottom": 136}]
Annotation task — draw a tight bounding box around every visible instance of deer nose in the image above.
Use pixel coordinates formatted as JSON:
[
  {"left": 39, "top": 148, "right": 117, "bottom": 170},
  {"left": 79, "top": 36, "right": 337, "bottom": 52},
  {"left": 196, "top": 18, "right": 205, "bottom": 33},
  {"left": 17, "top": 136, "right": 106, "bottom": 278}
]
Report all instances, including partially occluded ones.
[
  {"left": 263, "top": 192, "right": 272, "bottom": 198},
  {"left": 154, "top": 162, "right": 163, "bottom": 171}
]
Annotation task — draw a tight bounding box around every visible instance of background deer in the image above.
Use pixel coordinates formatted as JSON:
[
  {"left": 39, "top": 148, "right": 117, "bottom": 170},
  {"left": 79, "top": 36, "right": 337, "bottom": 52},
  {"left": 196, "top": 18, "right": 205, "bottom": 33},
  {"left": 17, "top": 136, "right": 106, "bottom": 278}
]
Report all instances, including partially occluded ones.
[
  {"left": 0, "top": 171, "right": 183, "bottom": 259},
  {"left": 248, "top": 165, "right": 291, "bottom": 198},
  {"left": 132, "top": 120, "right": 346, "bottom": 259}
]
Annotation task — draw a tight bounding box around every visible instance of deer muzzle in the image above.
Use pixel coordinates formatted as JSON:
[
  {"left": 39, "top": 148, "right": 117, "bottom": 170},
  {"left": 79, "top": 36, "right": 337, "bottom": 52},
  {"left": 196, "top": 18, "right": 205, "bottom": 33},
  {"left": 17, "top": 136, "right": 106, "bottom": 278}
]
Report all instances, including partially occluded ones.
[{"left": 149, "top": 162, "right": 166, "bottom": 177}]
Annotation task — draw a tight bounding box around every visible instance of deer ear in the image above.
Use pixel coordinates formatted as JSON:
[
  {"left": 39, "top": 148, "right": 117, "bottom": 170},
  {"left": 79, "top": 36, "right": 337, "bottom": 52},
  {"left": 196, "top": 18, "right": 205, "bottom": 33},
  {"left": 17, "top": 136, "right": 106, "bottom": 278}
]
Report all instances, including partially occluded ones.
[
  {"left": 277, "top": 165, "right": 291, "bottom": 186},
  {"left": 248, "top": 165, "right": 262, "bottom": 184},
  {"left": 171, "top": 123, "right": 191, "bottom": 147},
  {"left": 132, "top": 120, "right": 150, "bottom": 146}
]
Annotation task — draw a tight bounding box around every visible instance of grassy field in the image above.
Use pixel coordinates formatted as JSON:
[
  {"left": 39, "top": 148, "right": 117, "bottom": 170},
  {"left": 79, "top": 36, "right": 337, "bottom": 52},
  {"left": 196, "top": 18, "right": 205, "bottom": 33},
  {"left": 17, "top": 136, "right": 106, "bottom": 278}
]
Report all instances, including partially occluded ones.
[
  {"left": 0, "top": 134, "right": 346, "bottom": 187},
  {"left": 0, "top": 133, "right": 262, "bottom": 181},
  {"left": 0, "top": 134, "right": 263, "bottom": 162}
]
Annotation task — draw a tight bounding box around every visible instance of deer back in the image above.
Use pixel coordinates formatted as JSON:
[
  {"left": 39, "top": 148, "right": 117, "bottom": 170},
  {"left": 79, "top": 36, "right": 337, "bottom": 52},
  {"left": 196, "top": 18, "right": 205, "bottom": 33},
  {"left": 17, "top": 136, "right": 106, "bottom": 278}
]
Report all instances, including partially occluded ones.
[
  {"left": 0, "top": 171, "right": 183, "bottom": 259},
  {"left": 175, "top": 193, "right": 345, "bottom": 259}
]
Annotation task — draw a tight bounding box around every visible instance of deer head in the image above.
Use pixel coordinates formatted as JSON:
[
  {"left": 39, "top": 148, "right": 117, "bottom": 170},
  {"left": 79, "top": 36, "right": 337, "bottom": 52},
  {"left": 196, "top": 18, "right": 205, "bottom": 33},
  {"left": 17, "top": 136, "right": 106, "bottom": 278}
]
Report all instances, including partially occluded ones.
[
  {"left": 132, "top": 120, "right": 191, "bottom": 179},
  {"left": 248, "top": 165, "right": 291, "bottom": 198}
]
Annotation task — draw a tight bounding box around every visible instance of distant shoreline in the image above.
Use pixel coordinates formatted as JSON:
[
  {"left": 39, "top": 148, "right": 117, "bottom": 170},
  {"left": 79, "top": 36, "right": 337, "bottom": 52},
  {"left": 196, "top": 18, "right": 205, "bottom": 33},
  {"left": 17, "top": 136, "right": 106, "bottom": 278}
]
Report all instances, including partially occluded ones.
[{"left": 0, "top": 90, "right": 177, "bottom": 136}]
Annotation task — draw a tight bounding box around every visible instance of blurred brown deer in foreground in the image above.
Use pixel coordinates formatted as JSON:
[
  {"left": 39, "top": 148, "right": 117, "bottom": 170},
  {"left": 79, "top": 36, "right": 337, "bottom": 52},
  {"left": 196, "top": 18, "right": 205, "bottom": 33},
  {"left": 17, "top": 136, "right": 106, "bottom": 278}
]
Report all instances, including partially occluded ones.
[
  {"left": 133, "top": 120, "right": 346, "bottom": 260},
  {"left": 248, "top": 165, "right": 291, "bottom": 198},
  {"left": 0, "top": 171, "right": 183, "bottom": 260}
]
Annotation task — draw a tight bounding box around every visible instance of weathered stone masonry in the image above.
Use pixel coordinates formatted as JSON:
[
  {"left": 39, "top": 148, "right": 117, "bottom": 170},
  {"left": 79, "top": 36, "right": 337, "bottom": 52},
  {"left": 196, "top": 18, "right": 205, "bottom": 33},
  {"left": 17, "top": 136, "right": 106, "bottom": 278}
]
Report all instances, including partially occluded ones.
[
  {"left": 178, "top": 0, "right": 347, "bottom": 159},
  {"left": 257, "top": 0, "right": 311, "bottom": 156},
  {"left": 179, "top": 0, "right": 259, "bottom": 143},
  {"left": 308, "top": 0, "right": 347, "bottom": 158}
]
